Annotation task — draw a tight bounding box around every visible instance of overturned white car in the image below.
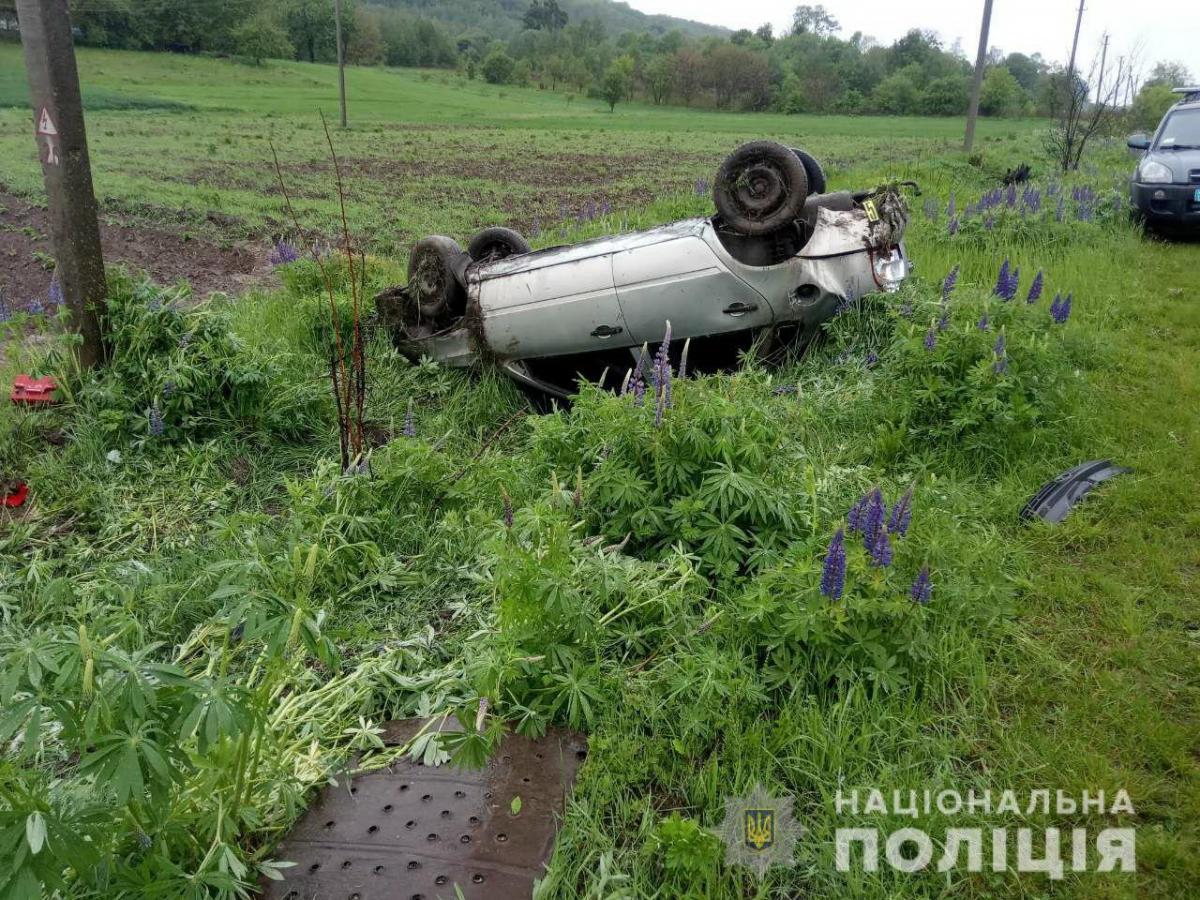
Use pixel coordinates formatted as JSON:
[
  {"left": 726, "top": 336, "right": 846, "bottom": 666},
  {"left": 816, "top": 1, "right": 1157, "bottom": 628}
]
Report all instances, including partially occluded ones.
[{"left": 376, "top": 141, "right": 911, "bottom": 399}]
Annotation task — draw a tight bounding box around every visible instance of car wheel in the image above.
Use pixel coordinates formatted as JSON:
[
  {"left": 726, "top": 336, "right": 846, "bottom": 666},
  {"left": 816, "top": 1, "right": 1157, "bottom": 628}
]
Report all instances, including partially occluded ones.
[
  {"left": 468, "top": 226, "right": 532, "bottom": 263},
  {"left": 408, "top": 235, "right": 466, "bottom": 323},
  {"left": 713, "top": 140, "right": 809, "bottom": 236},
  {"left": 789, "top": 147, "right": 827, "bottom": 196}
]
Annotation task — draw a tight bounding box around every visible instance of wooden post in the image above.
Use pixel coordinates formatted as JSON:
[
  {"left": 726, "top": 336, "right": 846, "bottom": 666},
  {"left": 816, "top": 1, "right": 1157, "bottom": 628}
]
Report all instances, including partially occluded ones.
[
  {"left": 333, "top": 0, "right": 348, "bottom": 128},
  {"left": 15, "top": 0, "right": 108, "bottom": 368},
  {"left": 963, "top": 0, "right": 994, "bottom": 154}
]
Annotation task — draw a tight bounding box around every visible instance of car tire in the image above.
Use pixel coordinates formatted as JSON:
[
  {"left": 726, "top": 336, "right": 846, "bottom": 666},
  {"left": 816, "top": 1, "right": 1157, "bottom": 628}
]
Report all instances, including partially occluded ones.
[
  {"left": 713, "top": 140, "right": 809, "bottom": 236},
  {"left": 468, "top": 226, "right": 532, "bottom": 263},
  {"left": 408, "top": 235, "right": 466, "bottom": 323},
  {"left": 789, "top": 147, "right": 827, "bottom": 196}
]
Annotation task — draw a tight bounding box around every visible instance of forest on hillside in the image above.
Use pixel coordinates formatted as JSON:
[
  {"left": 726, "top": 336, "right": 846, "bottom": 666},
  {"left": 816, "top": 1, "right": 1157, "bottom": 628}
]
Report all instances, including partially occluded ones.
[{"left": 0, "top": 1, "right": 1188, "bottom": 122}]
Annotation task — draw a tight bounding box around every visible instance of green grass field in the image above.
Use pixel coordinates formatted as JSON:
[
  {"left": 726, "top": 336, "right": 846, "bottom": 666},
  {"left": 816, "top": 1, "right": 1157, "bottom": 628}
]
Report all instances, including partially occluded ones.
[{"left": 1, "top": 47, "right": 1198, "bottom": 900}]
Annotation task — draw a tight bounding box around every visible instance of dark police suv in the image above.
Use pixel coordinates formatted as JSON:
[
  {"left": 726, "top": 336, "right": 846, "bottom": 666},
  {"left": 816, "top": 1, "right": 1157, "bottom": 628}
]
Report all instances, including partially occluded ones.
[{"left": 1128, "top": 87, "right": 1200, "bottom": 231}]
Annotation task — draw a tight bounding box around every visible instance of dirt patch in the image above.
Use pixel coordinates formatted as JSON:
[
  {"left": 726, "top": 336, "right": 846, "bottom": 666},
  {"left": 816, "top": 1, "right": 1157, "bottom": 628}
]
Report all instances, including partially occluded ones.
[{"left": 0, "top": 191, "right": 269, "bottom": 314}]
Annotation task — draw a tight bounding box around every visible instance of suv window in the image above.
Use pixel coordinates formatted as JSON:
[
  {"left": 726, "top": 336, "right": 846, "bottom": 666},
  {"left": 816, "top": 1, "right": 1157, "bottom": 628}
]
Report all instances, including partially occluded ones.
[{"left": 1156, "top": 108, "right": 1200, "bottom": 149}]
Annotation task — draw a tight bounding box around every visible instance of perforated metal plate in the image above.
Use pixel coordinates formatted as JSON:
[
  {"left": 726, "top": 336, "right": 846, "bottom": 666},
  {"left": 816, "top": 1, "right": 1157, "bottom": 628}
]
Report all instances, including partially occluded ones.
[{"left": 262, "top": 720, "right": 587, "bottom": 900}]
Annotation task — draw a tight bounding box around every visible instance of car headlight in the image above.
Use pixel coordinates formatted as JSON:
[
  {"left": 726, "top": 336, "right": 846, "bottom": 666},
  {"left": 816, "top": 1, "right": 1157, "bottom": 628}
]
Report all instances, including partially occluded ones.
[
  {"left": 1137, "top": 160, "right": 1172, "bottom": 184},
  {"left": 872, "top": 248, "right": 908, "bottom": 293}
]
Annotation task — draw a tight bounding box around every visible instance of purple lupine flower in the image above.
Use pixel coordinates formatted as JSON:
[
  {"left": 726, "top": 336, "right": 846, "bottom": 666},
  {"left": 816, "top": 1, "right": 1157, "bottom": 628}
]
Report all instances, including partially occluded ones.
[
  {"left": 654, "top": 323, "right": 672, "bottom": 428},
  {"left": 48, "top": 276, "right": 63, "bottom": 308},
  {"left": 402, "top": 400, "right": 416, "bottom": 437},
  {"left": 887, "top": 486, "right": 913, "bottom": 537},
  {"left": 1050, "top": 292, "right": 1073, "bottom": 324},
  {"left": 910, "top": 566, "right": 933, "bottom": 604},
  {"left": 1007, "top": 266, "right": 1020, "bottom": 300},
  {"left": 1006, "top": 184, "right": 1017, "bottom": 208},
  {"left": 977, "top": 312, "right": 990, "bottom": 331},
  {"left": 162, "top": 381, "right": 176, "bottom": 400},
  {"left": 820, "top": 528, "right": 846, "bottom": 600},
  {"left": 870, "top": 527, "right": 893, "bottom": 567},
  {"left": 947, "top": 217, "right": 960, "bottom": 236},
  {"left": 149, "top": 406, "right": 165, "bottom": 437},
  {"left": 1027, "top": 270, "right": 1044, "bottom": 303},
  {"left": 941, "top": 265, "right": 959, "bottom": 301},
  {"left": 924, "top": 326, "right": 937, "bottom": 351},
  {"left": 937, "top": 304, "right": 950, "bottom": 332},
  {"left": 269, "top": 240, "right": 300, "bottom": 266},
  {"left": 983, "top": 214, "right": 995, "bottom": 231},
  {"left": 1056, "top": 196, "right": 1065, "bottom": 222},
  {"left": 993, "top": 259, "right": 1014, "bottom": 300},
  {"left": 993, "top": 332, "right": 1007, "bottom": 374},
  {"left": 865, "top": 351, "right": 878, "bottom": 369},
  {"left": 848, "top": 494, "right": 868, "bottom": 533},
  {"left": 502, "top": 490, "right": 513, "bottom": 528},
  {"left": 0, "top": 293, "right": 11, "bottom": 323},
  {"left": 136, "top": 830, "right": 153, "bottom": 851},
  {"left": 862, "top": 487, "right": 885, "bottom": 550}
]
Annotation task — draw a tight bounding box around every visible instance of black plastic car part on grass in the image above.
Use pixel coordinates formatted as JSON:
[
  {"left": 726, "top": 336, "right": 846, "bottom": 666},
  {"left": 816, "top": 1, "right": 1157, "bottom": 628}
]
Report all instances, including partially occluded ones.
[{"left": 1020, "top": 459, "right": 1132, "bottom": 524}]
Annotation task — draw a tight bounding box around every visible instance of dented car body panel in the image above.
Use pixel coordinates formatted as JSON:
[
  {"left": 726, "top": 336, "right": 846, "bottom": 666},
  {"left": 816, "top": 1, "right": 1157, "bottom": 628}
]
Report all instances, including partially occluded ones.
[{"left": 382, "top": 186, "right": 909, "bottom": 395}]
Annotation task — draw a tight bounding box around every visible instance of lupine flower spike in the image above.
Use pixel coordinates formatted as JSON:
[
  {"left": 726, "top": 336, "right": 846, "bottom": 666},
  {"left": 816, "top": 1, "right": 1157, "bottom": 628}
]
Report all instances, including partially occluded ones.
[
  {"left": 862, "top": 487, "right": 885, "bottom": 550},
  {"left": 1050, "top": 292, "right": 1073, "bottom": 324},
  {"left": 149, "top": 406, "right": 165, "bottom": 437},
  {"left": 402, "top": 400, "right": 416, "bottom": 437},
  {"left": 1027, "top": 270, "right": 1044, "bottom": 303},
  {"left": 870, "top": 527, "right": 893, "bottom": 567},
  {"left": 941, "top": 265, "right": 959, "bottom": 300},
  {"left": 888, "top": 486, "right": 913, "bottom": 537},
  {"left": 910, "top": 566, "right": 933, "bottom": 604},
  {"left": 924, "top": 323, "right": 937, "bottom": 351},
  {"left": 820, "top": 528, "right": 847, "bottom": 600},
  {"left": 848, "top": 494, "right": 868, "bottom": 533},
  {"left": 993, "top": 332, "right": 1008, "bottom": 375}
]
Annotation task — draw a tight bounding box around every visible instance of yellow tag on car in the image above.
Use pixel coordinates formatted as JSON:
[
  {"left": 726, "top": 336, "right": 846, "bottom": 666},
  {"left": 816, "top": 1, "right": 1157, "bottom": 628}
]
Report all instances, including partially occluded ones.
[{"left": 863, "top": 199, "right": 880, "bottom": 222}]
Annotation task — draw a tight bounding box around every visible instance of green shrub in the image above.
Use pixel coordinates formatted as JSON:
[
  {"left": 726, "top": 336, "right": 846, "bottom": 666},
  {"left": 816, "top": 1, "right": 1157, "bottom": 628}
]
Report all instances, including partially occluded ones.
[{"left": 80, "top": 275, "right": 329, "bottom": 442}]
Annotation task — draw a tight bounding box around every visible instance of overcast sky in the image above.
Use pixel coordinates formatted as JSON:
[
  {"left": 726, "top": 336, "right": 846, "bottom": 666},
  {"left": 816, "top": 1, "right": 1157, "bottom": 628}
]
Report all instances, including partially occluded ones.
[{"left": 625, "top": 0, "right": 1200, "bottom": 78}]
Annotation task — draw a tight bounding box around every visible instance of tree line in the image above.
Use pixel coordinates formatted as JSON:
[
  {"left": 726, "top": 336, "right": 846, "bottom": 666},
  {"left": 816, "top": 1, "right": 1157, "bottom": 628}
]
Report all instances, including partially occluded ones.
[{"left": 4, "top": 1, "right": 1189, "bottom": 121}]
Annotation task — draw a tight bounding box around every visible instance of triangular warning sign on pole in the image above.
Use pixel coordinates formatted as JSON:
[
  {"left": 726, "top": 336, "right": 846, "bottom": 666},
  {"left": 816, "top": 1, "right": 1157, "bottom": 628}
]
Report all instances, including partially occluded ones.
[{"left": 37, "top": 106, "right": 57, "bottom": 136}]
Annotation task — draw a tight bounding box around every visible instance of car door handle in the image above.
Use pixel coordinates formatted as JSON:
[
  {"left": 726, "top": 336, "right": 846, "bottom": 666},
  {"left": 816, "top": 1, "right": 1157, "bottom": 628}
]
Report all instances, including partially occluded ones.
[
  {"left": 722, "top": 301, "right": 759, "bottom": 317},
  {"left": 590, "top": 324, "right": 623, "bottom": 338}
]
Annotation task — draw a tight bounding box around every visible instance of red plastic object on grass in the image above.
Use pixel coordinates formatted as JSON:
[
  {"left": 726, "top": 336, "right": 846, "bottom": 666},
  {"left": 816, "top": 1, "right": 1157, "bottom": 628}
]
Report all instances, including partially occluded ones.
[
  {"left": 2, "top": 481, "right": 28, "bottom": 509},
  {"left": 11, "top": 375, "right": 59, "bottom": 406}
]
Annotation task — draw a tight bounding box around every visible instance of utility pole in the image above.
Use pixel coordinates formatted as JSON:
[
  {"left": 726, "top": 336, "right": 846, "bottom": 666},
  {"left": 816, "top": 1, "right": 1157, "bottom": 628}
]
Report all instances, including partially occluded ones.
[
  {"left": 1096, "top": 33, "right": 1110, "bottom": 101},
  {"left": 15, "top": 0, "right": 108, "bottom": 369},
  {"left": 1066, "top": 0, "right": 1085, "bottom": 82},
  {"left": 963, "top": 0, "right": 994, "bottom": 153},
  {"left": 333, "top": 0, "right": 347, "bottom": 128}
]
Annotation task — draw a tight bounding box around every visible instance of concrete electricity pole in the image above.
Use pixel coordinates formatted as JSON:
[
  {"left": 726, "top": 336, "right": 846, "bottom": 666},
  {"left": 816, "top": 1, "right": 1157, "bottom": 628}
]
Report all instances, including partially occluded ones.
[
  {"left": 963, "top": 0, "right": 994, "bottom": 154},
  {"left": 15, "top": 0, "right": 108, "bottom": 369},
  {"left": 333, "top": 0, "right": 348, "bottom": 128}
]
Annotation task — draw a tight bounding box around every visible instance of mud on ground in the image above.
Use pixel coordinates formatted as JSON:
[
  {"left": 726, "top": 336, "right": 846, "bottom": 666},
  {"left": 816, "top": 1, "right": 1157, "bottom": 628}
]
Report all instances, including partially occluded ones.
[{"left": 0, "top": 190, "right": 269, "bottom": 314}]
